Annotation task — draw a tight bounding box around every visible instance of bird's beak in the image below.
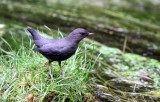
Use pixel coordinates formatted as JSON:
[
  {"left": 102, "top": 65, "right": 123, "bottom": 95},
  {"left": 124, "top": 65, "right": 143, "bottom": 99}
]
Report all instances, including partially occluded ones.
[{"left": 88, "top": 33, "right": 95, "bottom": 35}]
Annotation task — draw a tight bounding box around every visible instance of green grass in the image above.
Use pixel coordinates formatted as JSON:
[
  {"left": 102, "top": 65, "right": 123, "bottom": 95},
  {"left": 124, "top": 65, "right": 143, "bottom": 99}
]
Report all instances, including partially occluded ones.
[{"left": 0, "top": 31, "right": 97, "bottom": 101}]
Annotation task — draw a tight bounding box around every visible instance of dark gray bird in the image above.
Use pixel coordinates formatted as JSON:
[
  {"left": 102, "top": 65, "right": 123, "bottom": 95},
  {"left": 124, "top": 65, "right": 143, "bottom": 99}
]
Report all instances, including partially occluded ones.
[{"left": 27, "top": 26, "right": 94, "bottom": 81}]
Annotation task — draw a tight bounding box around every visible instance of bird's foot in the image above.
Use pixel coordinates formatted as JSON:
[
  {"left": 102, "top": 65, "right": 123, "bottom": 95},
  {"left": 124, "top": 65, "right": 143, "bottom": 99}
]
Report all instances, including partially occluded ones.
[
  {"left": 49, "top": 72, "right": 54, "bottom": 81},
  {"left": 62, "top": 72, "right": 65, "bottom": 78},
  {"left": 51, "top": 77, "right": 54, "bottom": 81}
]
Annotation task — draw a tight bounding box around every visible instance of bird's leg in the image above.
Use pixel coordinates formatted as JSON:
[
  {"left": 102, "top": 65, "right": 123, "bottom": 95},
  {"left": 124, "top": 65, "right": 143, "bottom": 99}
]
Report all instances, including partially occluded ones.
[
  {"left": 58, "top": 61, "right": 65, "bottom": 77},
  {"left": 48, "top": 61, "right": 54, "bottom": 81}
]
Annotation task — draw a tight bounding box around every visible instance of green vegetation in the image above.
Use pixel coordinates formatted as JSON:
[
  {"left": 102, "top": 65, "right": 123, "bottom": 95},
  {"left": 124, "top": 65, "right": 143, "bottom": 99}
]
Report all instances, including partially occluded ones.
[
  {"left": 1, "top": 26, "right": 160, "bottom": 101},
  {"left": 1, "top": 0, "right": 160, "bottom": 101}
]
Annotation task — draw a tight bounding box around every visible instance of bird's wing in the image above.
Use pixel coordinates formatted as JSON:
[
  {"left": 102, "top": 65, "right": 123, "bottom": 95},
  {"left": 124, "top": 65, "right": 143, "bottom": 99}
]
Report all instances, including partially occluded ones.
[
  {"left": 37, "top": 43, "right": 65, "bottom": 56},
  {"left": 34, "top": 39, "right": 56, "bottom": 48}
]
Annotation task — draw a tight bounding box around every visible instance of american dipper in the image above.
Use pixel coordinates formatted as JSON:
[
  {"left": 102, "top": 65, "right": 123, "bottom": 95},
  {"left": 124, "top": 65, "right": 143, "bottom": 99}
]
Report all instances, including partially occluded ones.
[{"left": 27, "top": 26, "right": 94, "bottom": 81}]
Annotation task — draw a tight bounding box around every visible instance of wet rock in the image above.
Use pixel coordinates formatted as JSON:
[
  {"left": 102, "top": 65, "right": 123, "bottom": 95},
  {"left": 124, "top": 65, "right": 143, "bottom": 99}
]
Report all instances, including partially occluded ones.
[
  {"left": 129, "top": 93, "right": 160, "bottom": 101},
  {"left": 109, "top": 78, "right": 154, "bottom": 92},
  {"left": 95, "top": 91, "right": 115, "bottom": 102}
]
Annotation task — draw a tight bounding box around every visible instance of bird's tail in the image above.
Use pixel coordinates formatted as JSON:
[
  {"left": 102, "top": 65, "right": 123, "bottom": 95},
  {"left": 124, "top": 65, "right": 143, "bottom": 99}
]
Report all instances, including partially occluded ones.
[{"left": 27, "top": 26, "right": 43, "bottom": 40}]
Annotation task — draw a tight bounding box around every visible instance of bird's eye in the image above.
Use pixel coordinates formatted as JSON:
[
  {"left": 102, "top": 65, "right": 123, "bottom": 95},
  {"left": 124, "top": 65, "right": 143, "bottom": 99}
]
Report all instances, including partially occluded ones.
[{"left": 81, "top": 33, "right": 85, "bottom": 35}]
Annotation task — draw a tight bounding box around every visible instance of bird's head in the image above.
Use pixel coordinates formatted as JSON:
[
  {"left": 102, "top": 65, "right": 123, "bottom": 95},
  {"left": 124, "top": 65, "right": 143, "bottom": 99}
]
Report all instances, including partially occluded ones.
[{"left": 67, "top": 28, "right": 94, "bottom": 43}]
